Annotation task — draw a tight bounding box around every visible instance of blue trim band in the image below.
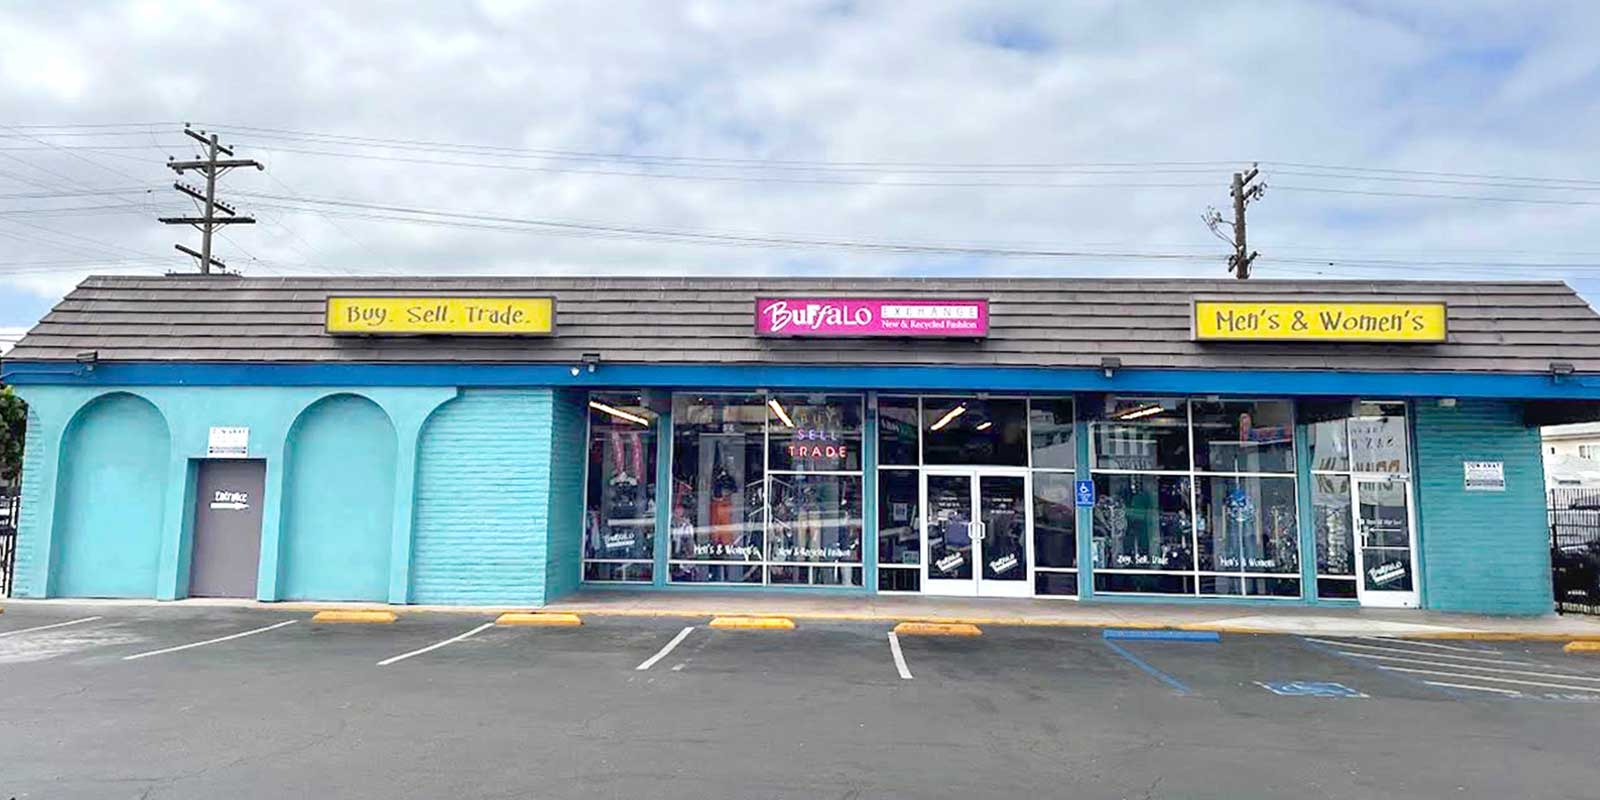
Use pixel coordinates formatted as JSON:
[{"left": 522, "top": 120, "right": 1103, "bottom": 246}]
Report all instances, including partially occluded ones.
[{"left": 4, "top": 360, "right": 1598, "bottom": 399}]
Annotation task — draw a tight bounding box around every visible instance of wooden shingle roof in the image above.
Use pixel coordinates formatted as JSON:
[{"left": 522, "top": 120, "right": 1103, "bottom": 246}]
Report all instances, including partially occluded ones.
[{"left": 7, "top": 274, "right": 1599, "bottom": 374}]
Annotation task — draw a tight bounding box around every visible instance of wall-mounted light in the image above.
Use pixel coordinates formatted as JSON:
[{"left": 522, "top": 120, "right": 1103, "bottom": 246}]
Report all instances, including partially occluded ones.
[
  {"left": 1100, "top": 356, "right": 1122, "bottom": 379},
  {"left": 75, "top": 350, "right": 98, "bottom": 364},
  {"left": 1551, "top": 362, "right": 1575, "bottom": 380},
  {"left": 930, "top": 404, "right": 966, "bottom": 431}
]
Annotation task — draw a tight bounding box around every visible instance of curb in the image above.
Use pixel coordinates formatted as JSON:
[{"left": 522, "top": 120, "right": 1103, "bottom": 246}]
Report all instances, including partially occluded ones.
[
  {"left": 894, "top": 621, "right": 982, "bottom": 637},
  {"left": 496, "top": 612, "right": 582, "bottom": 626},
  {"left": 311, "top": 610, "right": 397, "bottom": 624},
  {"left": 709, "top": 616, "right": 796, "bottom": 630}
]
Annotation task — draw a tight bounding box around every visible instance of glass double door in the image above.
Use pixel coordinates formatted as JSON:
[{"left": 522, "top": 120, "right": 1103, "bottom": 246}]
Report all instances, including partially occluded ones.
[
  {"left": 922, "top": 469, "right": 1031, "bottom": 597},
  {"left": 1353, "top": 477, "right": 1419, "bottom": 607}
]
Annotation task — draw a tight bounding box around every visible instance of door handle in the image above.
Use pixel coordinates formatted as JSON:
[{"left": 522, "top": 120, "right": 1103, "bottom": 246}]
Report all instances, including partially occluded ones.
[{"left": 972, "top": 521, "right": 985, "bottom": 542}]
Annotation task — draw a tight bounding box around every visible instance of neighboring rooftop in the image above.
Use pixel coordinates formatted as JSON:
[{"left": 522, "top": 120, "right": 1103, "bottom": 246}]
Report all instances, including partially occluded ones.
[{"left": 5, "top": 275, "right": 1600, "bottom": 373}]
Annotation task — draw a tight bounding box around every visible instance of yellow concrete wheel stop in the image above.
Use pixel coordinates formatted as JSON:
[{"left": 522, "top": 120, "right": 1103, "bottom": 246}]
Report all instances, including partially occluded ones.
[
  {"left": 709, "top": 616, "right": 795, "bottom": 630},
  {"left": 496, "top": 612, "right": 582, "bottom": 626},
  {"left": 894, "top": 621, "right": 982, "bottom": 637},
  {"left": 1564, "top": 641, "right": 1600, "bottom": 653},
  {"left": 311, "top": 609, "right": 397, "bottom": 624}
]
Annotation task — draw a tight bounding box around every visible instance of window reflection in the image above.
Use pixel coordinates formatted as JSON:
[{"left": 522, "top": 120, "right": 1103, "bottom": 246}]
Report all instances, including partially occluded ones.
[
  {"left": 1092, "top": 398, "right": 1188, "bottom": 471},
  {"left": 1091, "top": 474, "right": 1193, "bottom": 572},
  {"left": 1191, "top": 400, "right": 1295, "bottom": 473},
  {"left": 1196, "top": 476, "right": 1299, "bottom": 576}
]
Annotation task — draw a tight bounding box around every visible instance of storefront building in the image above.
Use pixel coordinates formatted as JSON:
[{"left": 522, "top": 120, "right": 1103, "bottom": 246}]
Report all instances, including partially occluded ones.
[{"left": 4, "top": 275, "right": 1598, "bottom": 614}]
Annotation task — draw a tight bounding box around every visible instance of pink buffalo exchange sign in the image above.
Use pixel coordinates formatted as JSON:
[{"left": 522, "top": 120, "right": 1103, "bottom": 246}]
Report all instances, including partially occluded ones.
[{"left": 755, "top": 298, "right": 989, "bottom": 338}]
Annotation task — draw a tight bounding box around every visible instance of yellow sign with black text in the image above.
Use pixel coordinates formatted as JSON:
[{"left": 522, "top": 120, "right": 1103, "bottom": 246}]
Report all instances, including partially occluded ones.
[
  {"left": 325, "top": 296, "right": 555, "bottom": 336},
  {"left": 1193, "top": 300, "right": 1447, "bottom": 343}
]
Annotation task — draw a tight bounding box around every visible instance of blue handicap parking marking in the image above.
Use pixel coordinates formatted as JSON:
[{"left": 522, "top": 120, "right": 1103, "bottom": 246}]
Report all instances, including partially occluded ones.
[{"left": 1257, "top": 681, "right": 1368, "bottom": 698}]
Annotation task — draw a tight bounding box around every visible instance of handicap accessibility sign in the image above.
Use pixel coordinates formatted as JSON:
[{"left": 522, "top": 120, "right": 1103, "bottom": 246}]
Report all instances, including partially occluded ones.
[
  {"left": 1256, "top": 681, "right": 1367, "bottom": 698},
  {"left": 1075, "top": 480, "right": 1095, "bottom": 507}
]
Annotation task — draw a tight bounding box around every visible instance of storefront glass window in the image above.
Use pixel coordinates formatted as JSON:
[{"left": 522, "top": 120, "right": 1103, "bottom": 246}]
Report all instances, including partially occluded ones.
[
  {"left": 582, "top": 392, "right": 658, "bottom": 583},
  {"left": 663, "top": 392, "right": 864, "bottom": 587},
  {"left": 922, "top": 397, "right": 1028, "bottom": 466},
  {"left": 1092, "top": 397, "right": 1188, "bottom": 471},
  {"left": 767, "top": 394, "right": 862, "bottom": 472},
  {"left": 669, "top": 395, "right": 766, "bottom": 582},
  {"left": 1091, "top": 397, "right": 1301, "bottom": 597},
  {"left": 877, "top": 468, "right": 921, "bottom": 592},
  {"left": 1028, "top": 398, "right": 1076, "bottom": 469},
  {"left": 1191, "top": 400, "right": 1295, "bottom": 473},
  {"left": 1197, "top": 476, "right": 1299, "bottom": 578},
  {"left": 877, "top": 396, "right": 920, "bottom": 466},
  {"left": 1032, "top": 473, "right": 1077, "bottom": 569}
]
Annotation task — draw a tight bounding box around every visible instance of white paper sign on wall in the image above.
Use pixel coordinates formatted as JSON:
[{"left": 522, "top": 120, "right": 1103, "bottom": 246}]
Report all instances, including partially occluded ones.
[
  {"left": 207, "top": 426, "right": 250, "bottom": 458},
  {"left": 1463, "top": 460, "right": 1505, "bottom": 492}
]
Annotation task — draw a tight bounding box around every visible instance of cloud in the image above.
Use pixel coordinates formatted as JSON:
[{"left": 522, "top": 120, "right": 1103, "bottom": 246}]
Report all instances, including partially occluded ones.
[{"left": 1, "top": 0, "right": 1599, "bottom": 326}]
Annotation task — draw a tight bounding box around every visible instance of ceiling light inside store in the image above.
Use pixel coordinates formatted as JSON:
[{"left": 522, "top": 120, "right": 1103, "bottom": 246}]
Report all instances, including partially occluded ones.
[
  {"left": 1111, "top": 404, "right": 1166, "bottom": 421},
  {"left": 930, "top": 404, "right": 967, "bottom": 431},
  {"left": 975, "top": 421, "right": 993, "bottom": 431},
  {"left": 768, "top": 398, "right": 795, "bottom": 428},
  {"left": 589, "top": 400, "right": 651, "bottom": 427}
]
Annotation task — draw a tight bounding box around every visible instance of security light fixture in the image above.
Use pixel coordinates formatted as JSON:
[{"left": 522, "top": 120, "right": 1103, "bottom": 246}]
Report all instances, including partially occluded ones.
[
  {"left": 1551, "top": 362, "right": 1576, "bottom": 377},
  {"left": 1100, "top": 356, "right": 1122, "bottom": 378},
  {"left": 75, "top": 350, "right": 98, "bottom": 363},
  {"left": 580, "top": 352, "right": 602, "bottom": 373}
]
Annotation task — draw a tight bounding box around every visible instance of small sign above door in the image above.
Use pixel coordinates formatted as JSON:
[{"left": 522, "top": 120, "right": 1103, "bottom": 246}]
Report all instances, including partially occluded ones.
[{"left": 207, "top": 426, "right": 250, "bottom": 458}]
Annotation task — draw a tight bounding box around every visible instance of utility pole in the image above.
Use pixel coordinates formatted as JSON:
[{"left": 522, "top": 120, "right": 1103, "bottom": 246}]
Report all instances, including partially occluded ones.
[
  {"left": 159, "top": 125, "right": 263, "bottom": 274},
  {"left": 1203, "top": 163, "right": 1266, "bottom": 279}
]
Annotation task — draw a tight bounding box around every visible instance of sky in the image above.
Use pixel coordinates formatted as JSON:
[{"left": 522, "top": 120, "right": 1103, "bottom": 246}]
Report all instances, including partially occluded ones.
[{"left": 2, "top": 1, "right": 1600, "bottom": 330}]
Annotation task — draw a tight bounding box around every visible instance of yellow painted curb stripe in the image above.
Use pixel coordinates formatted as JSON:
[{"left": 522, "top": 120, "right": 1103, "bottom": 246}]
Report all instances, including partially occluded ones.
[
  {"left": 893, "top": 621, "right": 982, "bottom": 637},
  {"left": 709, "top": 616, "right": 795, "bottom": 630},
  {"left": 1564, "top": 641, "right": 1600, "bottom": 653},
  {"left": 496, "top": 612, "right": 582, "bottom": 626},
  {"left": 311, "top": 610, "right": 397, "bottom": 624}
]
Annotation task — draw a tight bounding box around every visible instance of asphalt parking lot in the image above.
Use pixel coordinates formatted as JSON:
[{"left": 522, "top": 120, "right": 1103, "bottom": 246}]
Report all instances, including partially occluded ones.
[{"left": 3, "top": 604, "right": 1599, "bottom": 800}]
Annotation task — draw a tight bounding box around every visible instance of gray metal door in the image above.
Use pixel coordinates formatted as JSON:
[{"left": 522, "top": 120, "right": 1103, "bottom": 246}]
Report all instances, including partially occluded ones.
[{"left": 189, "top": 460, "right": 266, "bottom": 598}]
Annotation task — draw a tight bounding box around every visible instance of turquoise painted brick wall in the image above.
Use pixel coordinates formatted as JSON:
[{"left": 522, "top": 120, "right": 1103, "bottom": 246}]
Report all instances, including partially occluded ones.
[
  {"left": 542, "top": 389, "right": 587, "bottom": 603},
  {"left": 11, "top": 410, "right": 43, "bottom": 597},
  {"left": 1415, "top": 399, "right": 1551, "bottom": 615},
  {"left": 410, "top": 390, "right": 551, "bottom": 605}
]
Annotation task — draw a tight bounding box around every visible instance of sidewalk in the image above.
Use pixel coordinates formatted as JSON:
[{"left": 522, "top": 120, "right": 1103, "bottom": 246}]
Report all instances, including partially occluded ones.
[{"left": 542, "top": 590, "right": 1600, "bottom": 640}]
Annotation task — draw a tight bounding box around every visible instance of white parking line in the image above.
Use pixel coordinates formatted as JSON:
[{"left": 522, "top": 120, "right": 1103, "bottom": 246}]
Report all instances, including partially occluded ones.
[
  {"left": 636, "top": 626, "right": 695, "bottom": 671},
  {"left": 1424, "top": 680, "right": 1522, "bottom": 696},
  {"left": 0, "top": 616, "right": 103, "bottom": 638},
  {"left": 1307, "top": 638, "right": 1543, "bottom": 667},
  {"left": 1336, "top": 650, "right": 1600, "bottom": 683},
  {"left": 377, "top": 622, "right": 496, "bottom": 667},
  {"left": 1356, "top": 636, "right": 1491, "bottom": 654},
  {"left": 1376, "top": 665, "right": 1600, "bottom": 694},
  {"left": 122, "top": 620, "right": 297, "bottom": 661},
  {"left": 887, "top": 632, "right": 913, "bottom": 680}
]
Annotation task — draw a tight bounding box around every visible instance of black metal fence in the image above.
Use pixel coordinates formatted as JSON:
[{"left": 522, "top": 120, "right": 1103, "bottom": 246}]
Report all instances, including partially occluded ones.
[
  {"left": 0, "top": 490, "right": 17, "bottom": 598},
  {"left": 1550, "top": 488, "right": 1600, "bottom": 615}
]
